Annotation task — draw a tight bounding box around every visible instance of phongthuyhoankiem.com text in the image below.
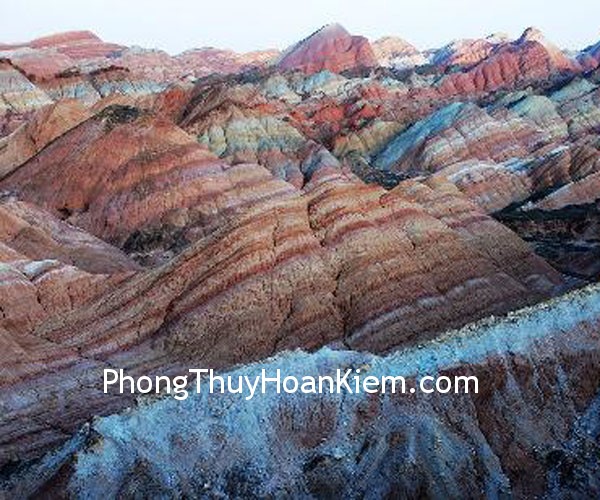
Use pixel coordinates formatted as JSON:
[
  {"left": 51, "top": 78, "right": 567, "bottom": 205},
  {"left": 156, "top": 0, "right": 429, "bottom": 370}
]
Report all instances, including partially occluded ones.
[{"left": 103, "top": 368, "right": 479, "bottom": 401}]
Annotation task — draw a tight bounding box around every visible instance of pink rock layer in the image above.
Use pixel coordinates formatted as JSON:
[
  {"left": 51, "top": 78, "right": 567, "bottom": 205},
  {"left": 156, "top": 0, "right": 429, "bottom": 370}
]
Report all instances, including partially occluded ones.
[{"left": 278, "top": 23, "right": 377, "bottom": 74}]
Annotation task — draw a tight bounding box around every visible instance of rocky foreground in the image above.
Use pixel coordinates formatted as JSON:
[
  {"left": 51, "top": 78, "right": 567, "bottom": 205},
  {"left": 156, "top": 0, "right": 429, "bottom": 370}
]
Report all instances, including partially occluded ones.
[
  {"left": 0, "top": 23, "right": 599, "bottom": 497},
  {"left": 4, "top": 283, "right": 600, "bottom": 498}
]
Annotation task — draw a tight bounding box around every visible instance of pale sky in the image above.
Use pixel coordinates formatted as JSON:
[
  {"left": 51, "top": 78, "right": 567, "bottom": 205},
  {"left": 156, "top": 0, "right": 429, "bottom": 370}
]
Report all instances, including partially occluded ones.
[{"left": 1, "top": 0, "right": 599, "bottom": 54}]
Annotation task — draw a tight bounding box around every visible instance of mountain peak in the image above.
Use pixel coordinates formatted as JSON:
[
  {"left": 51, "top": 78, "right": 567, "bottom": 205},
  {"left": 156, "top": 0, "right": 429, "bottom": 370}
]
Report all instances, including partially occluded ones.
[
  {"left": 519, "top": 26, "right": 549, "bottom": 45},
  {"left": 315, "top": 22, "right": 349, "bottom": 37},
  {"left": 485, "top": 32, "right": 511, "bottom": 44},
  {"left": 372, "top": 36, "right": 425, "bottom": 68},
  {"left": 277, "top": 23, "right": 376, "bottom": 74},
  {"left": 29, "top": 30, "right": 104, "bottom": 48}
]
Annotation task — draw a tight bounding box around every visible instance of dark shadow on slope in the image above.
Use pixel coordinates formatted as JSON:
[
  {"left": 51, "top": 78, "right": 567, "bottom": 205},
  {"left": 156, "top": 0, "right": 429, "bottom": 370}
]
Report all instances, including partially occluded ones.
[{"left": 496, "top": 202, "right": 600, "bottom": 283}]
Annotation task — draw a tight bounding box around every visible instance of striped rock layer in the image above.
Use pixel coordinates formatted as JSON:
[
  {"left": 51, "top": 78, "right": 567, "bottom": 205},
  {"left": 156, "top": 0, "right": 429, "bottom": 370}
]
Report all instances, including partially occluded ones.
[
  {"left": 0, "top": 166, "right": 564, "bottom": 466},
  {"left": 5, "top": 282, "right": 600, "bottom": 498},
  {"left": 0, "top": 23, "right": 599, "bottom": 494},
  {"left": 277, "top": 23, "right": 377, "bottom": 75}
]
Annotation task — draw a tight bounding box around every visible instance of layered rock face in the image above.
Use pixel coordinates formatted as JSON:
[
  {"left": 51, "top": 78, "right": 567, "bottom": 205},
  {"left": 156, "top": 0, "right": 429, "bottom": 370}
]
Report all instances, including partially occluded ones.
[
  {"left": 438, "top": 27, "right": 580, "bottom": 96},
  {"left": 431, "top": 34, "right": 509, "bottom": 69},
  {"left": 372, "top": 36, "right": 427, "bottom": 69},
  {"left": 579, "top": 40, "right": 600, "bottom": 71},
  {"left": 0, "top": 104, "right": 297, "bottom": 258},
  {"left": 0, "top": 99, "right": 90, "bottom": 178},
  {"left": 175, "top": 47, "right": 279, "bottom": 78},
  {"left": 367, "top": 78, "right": 600, "bottom": 212},
  {"left": 359, "top": 68, "right": 600, "bottom": 279},
  {"left": 0, "top": 194, "right": 138, "bottom": 345},
  {"left": 0, "top": 195, "right": 139, "bottom": 274},
  {"left": 277, "top": 23, "right": 377, "bottom": 74},
  {"left": 0, "top": 172, "right": 564, "bottom": 468},
  {"left": 0, "top": 60, "right": 54, "bottom": 135},
  {"left": 7, "top": 283, "right": 600, "bottom": 498},
  {"left": 0, "top": 30, "right": 277, "bottom": 83},
  {"left": 0, "top": 31, "right": 123, "bottom": 84},
  {"left": 0, "top": 32, "right": 279, "bottom": 138},
  {"left": 21, "top": 31, "right": 123, "bottom": 60},
  {"left": 0, "top": 22, "right": 599, "bottom": 497}
]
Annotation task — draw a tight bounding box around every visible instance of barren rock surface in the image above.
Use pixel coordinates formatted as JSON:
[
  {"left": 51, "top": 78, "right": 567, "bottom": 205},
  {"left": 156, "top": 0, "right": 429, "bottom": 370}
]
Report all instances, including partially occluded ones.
[
  {"left": 7, "top": 283, "right": 600, "bottom": 498},
  {"left": 0, "top": 22, "right": 599, "bottom": 497},
  {"left": 277, "top": 23, "right": 377, "bottom": 75}
]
